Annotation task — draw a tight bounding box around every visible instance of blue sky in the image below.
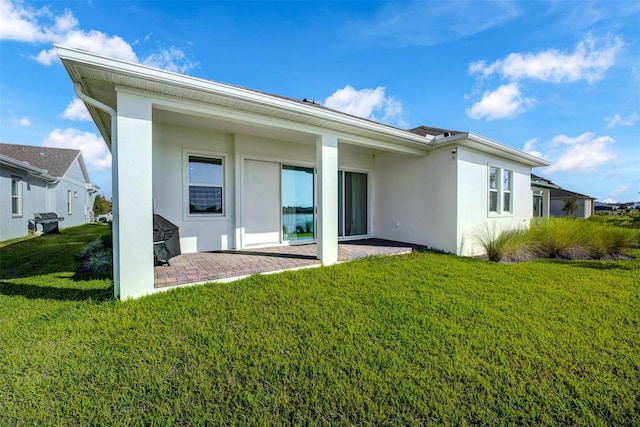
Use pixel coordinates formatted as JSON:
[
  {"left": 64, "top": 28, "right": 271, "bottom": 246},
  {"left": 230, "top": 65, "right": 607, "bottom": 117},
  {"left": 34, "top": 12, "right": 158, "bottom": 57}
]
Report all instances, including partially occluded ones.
[{"left": 1, "top": 0, "right": 639, "bottom": 203}]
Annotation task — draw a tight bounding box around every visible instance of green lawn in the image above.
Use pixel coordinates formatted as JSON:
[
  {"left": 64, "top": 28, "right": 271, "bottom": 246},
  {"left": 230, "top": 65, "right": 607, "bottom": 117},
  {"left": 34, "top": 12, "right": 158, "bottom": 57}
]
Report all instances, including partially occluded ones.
[{"left": 1, "top": 225, "right": 638, "bottom": 425}]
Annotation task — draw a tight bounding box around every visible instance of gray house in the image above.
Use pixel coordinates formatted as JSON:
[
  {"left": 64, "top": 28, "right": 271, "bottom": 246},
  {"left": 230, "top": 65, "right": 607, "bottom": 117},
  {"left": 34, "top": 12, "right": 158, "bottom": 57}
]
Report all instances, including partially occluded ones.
[
  {"left": 550, "top": 188, "right": 595, "bottom": 218},
  {"left": 0, "top": 143, "right": 98, "bottom": 241}
]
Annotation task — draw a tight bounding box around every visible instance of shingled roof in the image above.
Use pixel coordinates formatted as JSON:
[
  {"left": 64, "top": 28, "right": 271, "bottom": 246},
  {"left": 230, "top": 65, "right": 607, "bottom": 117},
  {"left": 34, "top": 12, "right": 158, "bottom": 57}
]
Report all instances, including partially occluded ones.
[
  {"left": 0, "top": 143, "right": 80, "bottom": 178},
  {"left": 407, "top": 126, "right": 462, "bottom": 137}
]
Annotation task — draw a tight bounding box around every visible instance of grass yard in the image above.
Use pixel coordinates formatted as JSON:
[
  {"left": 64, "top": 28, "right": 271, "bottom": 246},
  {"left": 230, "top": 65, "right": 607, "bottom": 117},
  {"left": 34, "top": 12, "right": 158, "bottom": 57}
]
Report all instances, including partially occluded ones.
[{"left": 1, "top": 224, "right": 639, "bottom": 425}]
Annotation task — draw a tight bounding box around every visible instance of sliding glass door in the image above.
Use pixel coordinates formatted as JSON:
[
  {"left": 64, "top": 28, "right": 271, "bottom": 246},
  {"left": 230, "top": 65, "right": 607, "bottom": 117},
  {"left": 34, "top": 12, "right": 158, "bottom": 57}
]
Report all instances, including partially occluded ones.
[
  {"left": 338, "top": 171, "right": 368, "bottom": 237},
  {"left": 282, "top": 165, "right": 315, "bottom": 241}
]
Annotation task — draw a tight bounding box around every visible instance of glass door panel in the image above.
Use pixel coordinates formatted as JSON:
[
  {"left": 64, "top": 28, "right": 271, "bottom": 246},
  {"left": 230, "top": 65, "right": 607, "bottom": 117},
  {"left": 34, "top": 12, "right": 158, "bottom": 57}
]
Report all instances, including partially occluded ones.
[
  {"left": 345, "top": 172, "right": 367, "bottom": 236},
  {"left": 282, "top": 165, "right": 315, "bottom": 241}
]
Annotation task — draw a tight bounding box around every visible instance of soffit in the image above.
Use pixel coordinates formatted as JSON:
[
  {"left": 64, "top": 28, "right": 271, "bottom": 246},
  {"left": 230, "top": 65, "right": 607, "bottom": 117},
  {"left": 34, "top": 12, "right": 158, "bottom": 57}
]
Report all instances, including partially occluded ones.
[{"left": 67, "top": 60, "right": 431, "bottom": 154}]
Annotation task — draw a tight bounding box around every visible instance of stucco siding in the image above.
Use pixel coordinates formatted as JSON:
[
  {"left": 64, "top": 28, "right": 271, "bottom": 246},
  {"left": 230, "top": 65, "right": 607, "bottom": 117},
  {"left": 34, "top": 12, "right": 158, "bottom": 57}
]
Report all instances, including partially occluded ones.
[
  {"left": 456, "top": 147, "right": 532, "bottom": 256},
  {"left": 152, "top": 122, "right": 378, "bottom": 253},
  {"left": 373, "top": 148, "right": 458, "bottom": 253},
  {"left": 0, "top": 165, "right": 49, "bottom": 241}
]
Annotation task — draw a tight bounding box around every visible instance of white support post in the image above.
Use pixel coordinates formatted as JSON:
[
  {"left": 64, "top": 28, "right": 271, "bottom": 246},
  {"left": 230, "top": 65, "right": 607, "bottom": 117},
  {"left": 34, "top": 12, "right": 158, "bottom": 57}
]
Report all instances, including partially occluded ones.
[
  {"left": 114, "top": 91, "right": 154, "bottom": 299},
  {"left": 316, "top": 134, "right": 338, "bottom": 265},
  {"left": 543, "top": 189, "right": 551, "bottom": 218}
]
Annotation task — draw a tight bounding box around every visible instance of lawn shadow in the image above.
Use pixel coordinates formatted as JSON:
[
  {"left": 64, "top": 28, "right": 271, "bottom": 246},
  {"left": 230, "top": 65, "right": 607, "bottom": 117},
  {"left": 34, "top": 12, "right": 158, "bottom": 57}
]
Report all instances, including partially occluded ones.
[
  {"left": 0, "top": 280, "right": 113, "bottom": 302},
  {"left": 546, "top": 259, "right": 636, "bottom": 271}
]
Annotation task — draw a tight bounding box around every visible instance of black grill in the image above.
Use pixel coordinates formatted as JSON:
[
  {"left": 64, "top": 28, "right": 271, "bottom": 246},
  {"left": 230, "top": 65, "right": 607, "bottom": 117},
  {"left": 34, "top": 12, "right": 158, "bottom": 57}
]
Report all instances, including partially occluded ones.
[{"left": 34, "top": 212, "right": 64, "bottom": 234}]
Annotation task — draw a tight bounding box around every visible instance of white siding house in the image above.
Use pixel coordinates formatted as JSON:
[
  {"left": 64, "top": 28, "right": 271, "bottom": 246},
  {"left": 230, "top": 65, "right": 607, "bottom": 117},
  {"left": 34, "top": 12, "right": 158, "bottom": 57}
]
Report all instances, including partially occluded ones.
[
  {"left": 0, "top": 144, "right": 98, "bottom": 241},
  {"left": 56, "top": 46, "right": 548, "bottom": 300}
]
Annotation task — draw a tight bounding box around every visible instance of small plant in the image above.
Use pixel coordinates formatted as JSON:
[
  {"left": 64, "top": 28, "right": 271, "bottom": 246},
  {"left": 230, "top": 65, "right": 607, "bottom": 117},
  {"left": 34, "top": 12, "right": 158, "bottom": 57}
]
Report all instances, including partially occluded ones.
[
  {"left": 474, "top": 223, "right": 532, "bottom": 262},
  {"left": 562, "top": 196, "right": 578, "bottom": 217},
  {"left": 85, "top": 249, "right": 113, "bottom": 272},
  {"left": 77, "top": 235, "right": 113, "bottom": 273}
]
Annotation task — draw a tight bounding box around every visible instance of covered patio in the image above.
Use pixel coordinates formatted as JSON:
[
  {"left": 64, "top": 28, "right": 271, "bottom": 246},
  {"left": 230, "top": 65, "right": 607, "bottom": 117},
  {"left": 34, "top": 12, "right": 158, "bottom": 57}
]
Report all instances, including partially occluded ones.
[{"left": 154, "top": 239, "right": 424, "bottom": 288}]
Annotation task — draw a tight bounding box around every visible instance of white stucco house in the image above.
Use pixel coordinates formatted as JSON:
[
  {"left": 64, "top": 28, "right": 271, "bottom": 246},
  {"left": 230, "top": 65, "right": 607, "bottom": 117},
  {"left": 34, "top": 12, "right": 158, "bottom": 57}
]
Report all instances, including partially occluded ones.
[
  {"left": 56, "top": 46, "right": 548, "bottom": 300},
  {"left": 0, "top": 143, "right": 98, "bottom": 241}
]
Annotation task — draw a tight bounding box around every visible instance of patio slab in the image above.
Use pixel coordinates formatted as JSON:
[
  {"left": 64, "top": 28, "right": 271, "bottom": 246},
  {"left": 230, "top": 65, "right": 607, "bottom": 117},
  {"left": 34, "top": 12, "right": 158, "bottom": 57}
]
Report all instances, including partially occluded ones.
[{"left": 154, "top": 238, "right": 423, "bottom": 288}]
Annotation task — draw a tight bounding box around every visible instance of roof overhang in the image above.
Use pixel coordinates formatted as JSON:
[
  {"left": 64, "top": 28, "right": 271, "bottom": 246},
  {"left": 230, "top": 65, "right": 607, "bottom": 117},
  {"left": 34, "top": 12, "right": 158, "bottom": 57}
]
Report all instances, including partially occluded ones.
[
  {"left": 56, "top": 45, "right": 433, "bottom": 156},
  {"left": 431, "top": 132, "right": 550, "bottom": 168},
  {"left": 0, "top": 154, "right": 57, "bottom": 181}
]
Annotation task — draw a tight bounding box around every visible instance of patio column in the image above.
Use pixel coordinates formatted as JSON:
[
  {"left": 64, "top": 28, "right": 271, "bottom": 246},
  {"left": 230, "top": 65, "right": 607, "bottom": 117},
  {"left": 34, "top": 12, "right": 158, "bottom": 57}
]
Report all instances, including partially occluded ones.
[
  {"left": 543, "top": 189, "right": 551, "bottom": 218},
  {"left": 114, "top": 90, "right": 154, "bottom": 299},
  {"left": 316, "top": 134, "right": 338, "bottom": 265}
]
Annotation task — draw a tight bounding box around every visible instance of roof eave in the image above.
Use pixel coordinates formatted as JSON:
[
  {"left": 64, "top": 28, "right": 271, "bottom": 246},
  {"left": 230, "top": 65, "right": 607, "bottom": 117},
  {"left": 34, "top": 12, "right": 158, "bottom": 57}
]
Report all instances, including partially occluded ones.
[
  {"left": 431, "top": 132, "right": 550, "bottom": 167},
  {"left": 56, "top": 45, "right": 432, "bottom": 153}
]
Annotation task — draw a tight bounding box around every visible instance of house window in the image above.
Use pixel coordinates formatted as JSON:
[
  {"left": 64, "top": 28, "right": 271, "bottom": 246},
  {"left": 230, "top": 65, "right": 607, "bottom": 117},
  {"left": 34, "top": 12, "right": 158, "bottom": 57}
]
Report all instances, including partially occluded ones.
[
  {"left": 11, "top": 176, "right": 22, "bottom": 217},
  {"left": 67, "top": 190, "right": 73, "bottom": 214},
  {"left": 503, "top": 170, "right": 512, "bottom": 213},
  {"left": 188, "top": 155, "right": 223, "bottom": 215},
  {"left": 489, "top": 167, "right": 499, "bottom": 213},
  {"left": 488, "top": 166, "right": 513, "bottom": 215}
]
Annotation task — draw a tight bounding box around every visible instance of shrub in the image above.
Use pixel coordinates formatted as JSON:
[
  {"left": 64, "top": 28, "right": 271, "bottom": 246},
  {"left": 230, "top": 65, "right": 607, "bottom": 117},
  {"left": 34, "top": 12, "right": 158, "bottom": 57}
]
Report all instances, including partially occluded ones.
[
  {"left": 85, "top": 249, "right": 113, "bottom": 273},
  {"left": 77, "top": 235, "right": 113, "bottom": 273},
  {"left": 474, "top": 223, "right": 533, "bottom": 262},
  {"left": 528, "top": 217, "right": 584, "bottom": 259}
]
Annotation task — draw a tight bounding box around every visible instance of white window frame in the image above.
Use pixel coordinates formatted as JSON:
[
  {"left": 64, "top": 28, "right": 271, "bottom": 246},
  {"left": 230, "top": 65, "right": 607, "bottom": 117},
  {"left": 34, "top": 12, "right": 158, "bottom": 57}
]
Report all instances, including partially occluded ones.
[
  {"left": 184, "top": 151, "right": 226, "bottom": 219},
  {"left": 67, "top": 190, "right": 73, "bottom": 215},
  {"left": 11, "top": 176, "right": 22, "bottom": 218},
  {"left": 488, "top": 166, "right": 499, "bottom": 214},
  {"left": 488, "top": 166, "right": 514, "bottom": 216},
  {"left": 503, "top": 169, "right": 512, "bottom": 213}
]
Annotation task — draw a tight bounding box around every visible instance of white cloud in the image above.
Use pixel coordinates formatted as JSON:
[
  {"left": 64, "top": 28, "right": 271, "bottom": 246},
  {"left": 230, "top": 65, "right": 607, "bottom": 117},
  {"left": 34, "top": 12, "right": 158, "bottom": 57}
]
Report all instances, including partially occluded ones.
[
  {"left": 522, "top": 138, "right": 543, "bottom": 158},
  {"left": 545, "top": 132, "right": 617, "bottom": 174},
  {"left": 605, "top": 112, "right": 640, "bottom": 128},
  {"left": 466, "top": 83, "right": 534, "bottom": 121},
  {"left": 324, "top": 85, "right": 406, "bottom": 127},
  {"left": 0, "top": 0, "right": 196, "bottom": 72},
  {"left": 610, "top": 185, "right": 628, "bottom": 196},
  {"left": 142, "top": 47, "right": 198, "bottom": 74},
  {"left": 42, "top": 128, "right": 111, "bottom": 171},
  {"left": 350, "top": 1, "right": 521, "bottom": 47},
  {"left": 12, "top": 116, "right": 31, "bottom": 127},
  {"left": 0, "top": 0, "right": 45, "bottom": 42},
  {"left": 61, "top": 98, "right": 91, "bottom": 121},
  {"left": 469, "top": 33, "right": 622, "bottom": 84},
  {"left": 601, "top": 198, "right": 617, "bottom": 204}
]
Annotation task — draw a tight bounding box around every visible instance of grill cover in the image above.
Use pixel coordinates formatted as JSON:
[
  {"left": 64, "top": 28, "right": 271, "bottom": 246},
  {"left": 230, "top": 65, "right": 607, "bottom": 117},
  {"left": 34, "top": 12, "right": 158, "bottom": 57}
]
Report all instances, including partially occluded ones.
[
  {"left": 34, "top": 212, "right": 64, "bottom": 234},
  {"left": 153, "top": 214, "right": 181, "bottom": 265}
]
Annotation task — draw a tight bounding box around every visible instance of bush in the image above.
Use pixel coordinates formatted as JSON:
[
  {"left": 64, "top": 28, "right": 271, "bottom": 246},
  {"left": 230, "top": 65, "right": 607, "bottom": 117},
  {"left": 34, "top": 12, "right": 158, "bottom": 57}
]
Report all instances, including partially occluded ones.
[
  {"left": 77, "top": 235, "right": 113, "bottom": 273},
  {"left": 474, "top": 223, "right": 533, "bottom": 262},
  {"left": 478, "top": 218, "right": 638, "bottom": 262}
]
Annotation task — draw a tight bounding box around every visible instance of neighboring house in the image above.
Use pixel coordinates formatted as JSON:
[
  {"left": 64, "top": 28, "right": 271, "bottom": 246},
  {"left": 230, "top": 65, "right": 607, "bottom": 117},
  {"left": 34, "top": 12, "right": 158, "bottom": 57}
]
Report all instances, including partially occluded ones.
[
  {"left": 531, "top": 174, "right": 560, "bottom": 218},
  {"left": 550, "top": 188, "right": 595, "bottom": 218},
  {"left": 57, "top": 46, "right": 548, "bottom": 299},
  {"left": 0, "top": 143, "right": 98, "bottom": 241}
]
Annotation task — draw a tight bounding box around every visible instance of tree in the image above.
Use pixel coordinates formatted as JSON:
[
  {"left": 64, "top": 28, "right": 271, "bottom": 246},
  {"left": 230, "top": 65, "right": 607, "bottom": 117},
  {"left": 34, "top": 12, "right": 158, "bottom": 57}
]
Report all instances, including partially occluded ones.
[
  {"left": 93, "top": 194, "right": 112, "bottom": 215},
  {"left": 562, "top": 196, "right": 578, "bottom": 217}
]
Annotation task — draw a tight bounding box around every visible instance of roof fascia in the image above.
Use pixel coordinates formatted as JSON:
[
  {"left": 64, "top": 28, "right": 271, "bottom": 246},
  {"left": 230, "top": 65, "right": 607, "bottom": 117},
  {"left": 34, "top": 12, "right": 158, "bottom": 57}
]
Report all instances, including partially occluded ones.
[
  {"left": 432, "top": 132, "right": 550, "bottom": 167},
  {"left": 56, "top": 45, "right": 432, "bottom": 152}
]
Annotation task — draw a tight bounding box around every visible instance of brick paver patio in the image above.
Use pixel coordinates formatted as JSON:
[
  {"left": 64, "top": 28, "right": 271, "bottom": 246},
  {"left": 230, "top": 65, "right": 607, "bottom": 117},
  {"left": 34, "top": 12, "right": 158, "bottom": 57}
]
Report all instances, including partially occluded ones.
[{"left": 154, "top": 238, "right": 423, "bottom": 288}]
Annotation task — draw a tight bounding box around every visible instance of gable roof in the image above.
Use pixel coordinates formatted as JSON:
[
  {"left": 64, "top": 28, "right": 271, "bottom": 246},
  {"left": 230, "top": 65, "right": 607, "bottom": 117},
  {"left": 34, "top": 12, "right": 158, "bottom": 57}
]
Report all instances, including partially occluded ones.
[
  {"left": 56, "top": 45, "right": 549, "bottom": 168},
  {"left": 531, "top": 173, "right": 560, "bottom": 189},
  {"left": 550, "top": 188, "right": 595, "bottom": 200},
  {"left": 0, "top": 143, "right": 80, "bottom": 179}
]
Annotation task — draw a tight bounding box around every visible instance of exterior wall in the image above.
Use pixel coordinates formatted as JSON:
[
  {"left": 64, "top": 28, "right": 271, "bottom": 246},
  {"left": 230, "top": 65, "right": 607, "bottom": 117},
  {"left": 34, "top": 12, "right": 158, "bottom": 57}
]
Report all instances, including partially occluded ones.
[
  {"left": 456, "top": 147, "right": 532, "bottom": 256},
  {"left": 1, "top": 159, "right": 94, "bottom": 241},
  {"left": 0, "top": 165, "right": 51, "bottom": 241},
  {"left": 152, "top": 121, "right": 376, "bottom": 253},
  {"left": 550, "top": 197, "right": 592, "bottom": 218},
  {"left": 152, "top": 122, "right": 235, "bottom": 252},
  {"left": 373, "top": 148, "right": 458, "bottom": 253},
  {"left": 51, "top": 158, "right": 94, "bottom": 228}
]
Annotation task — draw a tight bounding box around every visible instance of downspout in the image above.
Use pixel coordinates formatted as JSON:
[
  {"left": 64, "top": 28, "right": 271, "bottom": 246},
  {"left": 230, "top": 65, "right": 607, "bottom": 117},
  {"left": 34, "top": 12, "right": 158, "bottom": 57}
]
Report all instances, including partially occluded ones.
[{"left": 73, "top": 83, "right": 121, "bottom": 299}]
